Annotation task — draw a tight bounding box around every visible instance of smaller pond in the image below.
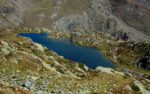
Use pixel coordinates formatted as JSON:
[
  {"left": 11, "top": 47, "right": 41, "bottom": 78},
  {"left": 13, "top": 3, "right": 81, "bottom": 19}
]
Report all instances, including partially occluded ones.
[{"left": 19, "top": 33, "right": 115, "bottom": 69}]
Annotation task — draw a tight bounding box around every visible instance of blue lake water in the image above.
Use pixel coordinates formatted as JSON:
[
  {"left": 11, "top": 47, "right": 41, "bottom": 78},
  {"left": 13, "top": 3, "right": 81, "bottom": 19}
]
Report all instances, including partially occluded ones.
[{"left": 19, "top": 33, "right": 115, "bottom": 69}]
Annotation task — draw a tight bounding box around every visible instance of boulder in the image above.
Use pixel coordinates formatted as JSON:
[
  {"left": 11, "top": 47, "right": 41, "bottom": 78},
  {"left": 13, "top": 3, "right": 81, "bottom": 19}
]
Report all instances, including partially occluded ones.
[
  {"left": 95, "top": 66, "right": 114, "bottom": 74},
  {"left": 34, "top": 43, "right": 45, "bottom": 52},
  {"left": 83, "top": 65, "right": 89, "bottom": 71},
  {"left": 23, "top": 79, "right": 35, "bottom": 90},
  {"left": 133, "top": 80, "right": 150, "bottom": 94},
  {"left": 1, "top": 47, "right": 10, "bottom": 55}
]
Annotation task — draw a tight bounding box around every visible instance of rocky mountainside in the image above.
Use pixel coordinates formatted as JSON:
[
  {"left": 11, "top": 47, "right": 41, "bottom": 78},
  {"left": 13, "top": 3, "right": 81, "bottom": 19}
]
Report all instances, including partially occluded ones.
[
  {"left": 0, "top": 0, "right": 150, "bottom": 40},
  {"left": 109, "top": 0, "right": 150, "bottom": 36}
]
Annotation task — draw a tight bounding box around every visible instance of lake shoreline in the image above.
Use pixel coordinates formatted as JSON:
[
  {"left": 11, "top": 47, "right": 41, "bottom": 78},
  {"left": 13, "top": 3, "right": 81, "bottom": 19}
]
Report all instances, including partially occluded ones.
[{"left": 19, "top": 33, "right": 115, "bottom": 69}]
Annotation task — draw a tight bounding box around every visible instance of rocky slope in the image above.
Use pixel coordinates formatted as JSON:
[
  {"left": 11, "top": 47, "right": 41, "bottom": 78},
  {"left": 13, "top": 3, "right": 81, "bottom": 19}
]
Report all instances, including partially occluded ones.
[
  {"left": 109, "top": 0, "right": 150, "bottom": 36},
  {"left": 0, "top": 0, "right": 149, "bottom": 40}
]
